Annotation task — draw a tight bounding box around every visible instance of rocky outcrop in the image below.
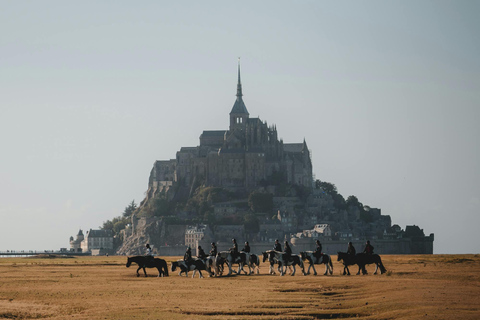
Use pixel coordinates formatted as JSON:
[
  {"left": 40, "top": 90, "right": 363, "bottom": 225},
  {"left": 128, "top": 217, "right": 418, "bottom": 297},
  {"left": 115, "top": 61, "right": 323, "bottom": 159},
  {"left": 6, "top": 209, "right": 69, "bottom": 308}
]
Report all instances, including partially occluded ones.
[{"left": 116, "top": 215, "right": 187, "bottom": 255}]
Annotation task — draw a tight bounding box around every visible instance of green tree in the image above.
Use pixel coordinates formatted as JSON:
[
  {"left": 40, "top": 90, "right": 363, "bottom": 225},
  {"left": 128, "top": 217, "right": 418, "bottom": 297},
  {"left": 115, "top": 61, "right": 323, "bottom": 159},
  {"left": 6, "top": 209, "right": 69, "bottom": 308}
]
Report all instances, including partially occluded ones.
[
  {"left": 346, "top": 195, "right": 362, "bottom": 209},
  {"left": 123, "top": 200, "right": 137, "bottom": 217},
  {"left": 248, "top": 192, "right": 273, "bottom": 213},
  {"left": 316, "top": 180, "right": 337, "bottom": 195},
  {"left": 243, "top": 213, "right": 260, "bottom": 234}
]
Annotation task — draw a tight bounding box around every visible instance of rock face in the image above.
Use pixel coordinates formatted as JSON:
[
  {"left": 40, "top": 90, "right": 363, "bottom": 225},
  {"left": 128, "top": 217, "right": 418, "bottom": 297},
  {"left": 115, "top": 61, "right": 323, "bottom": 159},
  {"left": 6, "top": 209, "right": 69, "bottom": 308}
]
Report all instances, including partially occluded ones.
[{"left": 116, "top": 216, "right": 186, "bottom": 256}]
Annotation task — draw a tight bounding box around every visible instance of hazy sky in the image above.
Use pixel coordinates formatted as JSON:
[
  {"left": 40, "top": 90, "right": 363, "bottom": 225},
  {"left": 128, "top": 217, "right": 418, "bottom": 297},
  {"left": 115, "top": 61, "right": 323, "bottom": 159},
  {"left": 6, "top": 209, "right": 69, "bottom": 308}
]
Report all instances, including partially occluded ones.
[{"left": 1, "top": 1, "right": 479, "bottom": 254}]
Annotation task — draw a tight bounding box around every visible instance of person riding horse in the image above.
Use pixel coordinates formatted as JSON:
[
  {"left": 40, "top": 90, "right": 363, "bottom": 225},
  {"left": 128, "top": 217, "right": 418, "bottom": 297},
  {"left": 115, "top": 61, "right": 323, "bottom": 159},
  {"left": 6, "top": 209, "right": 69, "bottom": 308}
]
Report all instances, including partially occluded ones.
[
  {"left": 284, "top": 241, "right": 292, "bottom": 262},
  {"left": 274, "top": 239, "right": 282, "bottom": 252},
  {"left": 145, "top": 243, "right": 154, "bottom": 264},
  {"left": 230, "top": 238, "right": 239, "bottom": 262},
  {"left": 363, "top": 240, "right": 374, "bottom": 255},
  {"left": 210, "top": 242, "right": 217, "bottom": 257},
  {"left": 347, "top": 242, "right": 356, "bottom": 255},
  {"left": 313, "top": 240, "right": 322, "bottom": 263},
  {"left": 197, "top": 246, "right": 207, "bottom": 260},
  {"left": 184, "top": 247, "right": 193, "bottom": 268},
  {"left": 242, "top": 241, "right": 250, "bottom": 253}
]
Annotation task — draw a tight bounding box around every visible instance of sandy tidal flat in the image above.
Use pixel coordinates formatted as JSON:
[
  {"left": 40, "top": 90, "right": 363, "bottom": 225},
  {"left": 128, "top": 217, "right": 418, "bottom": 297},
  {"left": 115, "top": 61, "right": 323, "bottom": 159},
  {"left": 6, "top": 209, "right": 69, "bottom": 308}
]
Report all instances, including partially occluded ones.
[{"left": 0, "top": 254, "right": 479, "bottom": 319}]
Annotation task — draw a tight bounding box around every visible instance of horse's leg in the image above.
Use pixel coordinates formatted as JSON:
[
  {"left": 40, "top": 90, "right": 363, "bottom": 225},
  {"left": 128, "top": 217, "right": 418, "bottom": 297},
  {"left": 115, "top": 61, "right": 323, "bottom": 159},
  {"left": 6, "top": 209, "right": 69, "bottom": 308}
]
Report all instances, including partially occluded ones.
[
  {"left": 157, "top": 267, "right": 162, "bottom": 277},
  {"left": 198, "top": 270, "right": 203, "bottom": 279},
  {"left": 291, "top": 265, "right": 296, "bottom": 276},
  {"left": 226, "top": 262, "right": 233, "bottom": 276},
  {"left": 236, "top": 263, "right": 243, "bottom": 275},
  {"left": 135, "top": 266, "right": 141, "bottom": 277},
  {"left": 143, "top": 267, "right": 147, "bottom": 277},
  {"left": 192, "top": 270, "right": 197, "bottom": 278},
  {"left": 312, "top": 264, "right": 317, "bottom": 276}
]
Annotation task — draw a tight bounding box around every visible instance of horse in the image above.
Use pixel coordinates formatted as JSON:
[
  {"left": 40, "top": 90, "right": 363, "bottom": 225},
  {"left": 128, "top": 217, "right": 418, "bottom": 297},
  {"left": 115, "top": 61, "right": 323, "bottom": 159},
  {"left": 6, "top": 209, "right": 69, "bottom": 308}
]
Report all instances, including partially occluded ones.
[
  {"left": 171, "top": 258, "right": 209, "bottom": 278},
  {"left": 202, "top": 255, "right": 216, "bottom": 276},
  {"left": 300, "top": 251, "right": 333, "bottom": 275},
  {"left": 337, "top": 252, "right": 387, "bottom": 275},
  {"left": 262, "top": 250, "right": 304, "bottom": 276},
  {"left": 355, "top": 253, "right": 387, "bottom": 274},
  {"left": 246, "top": 253, "right": 261, "bottom": 275},
  {"left": 239, "top": 252, "right": 260, "bottom": 275},
  {"left": 215, "top": 251, "right": 246, "bottom": 276},
  {"left": 126, "top": 256, "right": 169, "bottom": 277},
  {"left": 262, "top": 251, "right": 280, "bottom": 275}
]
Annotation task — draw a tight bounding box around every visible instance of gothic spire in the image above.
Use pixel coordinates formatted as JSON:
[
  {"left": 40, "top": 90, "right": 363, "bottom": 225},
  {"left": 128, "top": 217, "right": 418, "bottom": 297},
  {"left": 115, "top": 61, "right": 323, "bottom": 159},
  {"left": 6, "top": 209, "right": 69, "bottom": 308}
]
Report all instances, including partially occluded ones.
[
  {"left": 230, "top": 58, "right": 249, "bottom": 115},
  {"left": 236, "top": 57, "right": 243, "bottom": 98}
]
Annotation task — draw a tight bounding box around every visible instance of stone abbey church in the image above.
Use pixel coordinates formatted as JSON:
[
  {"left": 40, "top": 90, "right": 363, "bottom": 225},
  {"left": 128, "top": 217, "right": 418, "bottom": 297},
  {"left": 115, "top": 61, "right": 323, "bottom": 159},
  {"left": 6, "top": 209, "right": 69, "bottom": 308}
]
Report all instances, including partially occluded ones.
[{"left": 149, "top": 64, "right": 313, "bottom": 194}]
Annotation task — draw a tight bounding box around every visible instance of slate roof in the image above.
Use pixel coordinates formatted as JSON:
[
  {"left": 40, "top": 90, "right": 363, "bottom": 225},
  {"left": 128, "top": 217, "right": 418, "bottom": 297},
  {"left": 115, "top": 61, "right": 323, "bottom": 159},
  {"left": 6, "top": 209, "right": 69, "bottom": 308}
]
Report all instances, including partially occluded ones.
[
  {"left": 231, "top": 97, "right": 249, "bottom": 114},
  {"left": 201, "top": 130, "right": 227, "bottom": 136},
  {"left": 283, "top": 143, "right": 304, "bottom": 153}
]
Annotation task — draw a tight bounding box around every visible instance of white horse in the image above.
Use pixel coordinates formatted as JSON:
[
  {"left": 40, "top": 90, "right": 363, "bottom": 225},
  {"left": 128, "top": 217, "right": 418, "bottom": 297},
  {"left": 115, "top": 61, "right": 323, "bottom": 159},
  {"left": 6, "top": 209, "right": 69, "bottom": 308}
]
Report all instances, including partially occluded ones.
[
  {"left": 262, "top": 250, "right": 305, "bottom": 276},
  {"left": 300, "top": 251, "right": 333, "bottom": 275},
  {"left": 215, "top": 251, "right": 245, "bottom": 276},
  {"left": 239, "top": 252, "right": 260, "bottom": 275},
  {"left": 171, "top": 259, "right": 209, "bottom": 278}
]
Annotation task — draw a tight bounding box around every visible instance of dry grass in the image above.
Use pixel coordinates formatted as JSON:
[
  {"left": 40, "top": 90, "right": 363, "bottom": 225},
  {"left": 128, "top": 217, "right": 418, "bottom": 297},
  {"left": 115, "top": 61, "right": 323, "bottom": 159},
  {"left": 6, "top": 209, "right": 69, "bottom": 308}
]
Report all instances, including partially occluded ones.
[{"left": 0, "top": 254, "right": 479, "bottom": 319}]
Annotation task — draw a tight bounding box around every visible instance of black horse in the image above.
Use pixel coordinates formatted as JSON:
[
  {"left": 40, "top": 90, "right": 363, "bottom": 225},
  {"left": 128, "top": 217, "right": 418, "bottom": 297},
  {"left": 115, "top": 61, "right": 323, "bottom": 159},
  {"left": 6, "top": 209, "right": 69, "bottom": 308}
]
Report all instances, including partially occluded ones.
[
  {"left": 126, "top": 256, "right": 169, "bottom": 277},
  {"left": 337, "top": 252, "right": 386, "bottom": 275}
]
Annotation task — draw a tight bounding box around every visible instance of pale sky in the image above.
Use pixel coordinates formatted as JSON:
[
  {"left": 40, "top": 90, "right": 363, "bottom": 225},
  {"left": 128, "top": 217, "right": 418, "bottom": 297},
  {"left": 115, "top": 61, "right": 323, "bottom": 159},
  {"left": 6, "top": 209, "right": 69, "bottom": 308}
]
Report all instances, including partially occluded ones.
[{"left": 1, "top": 1, "right": 479, "bottom": 254}]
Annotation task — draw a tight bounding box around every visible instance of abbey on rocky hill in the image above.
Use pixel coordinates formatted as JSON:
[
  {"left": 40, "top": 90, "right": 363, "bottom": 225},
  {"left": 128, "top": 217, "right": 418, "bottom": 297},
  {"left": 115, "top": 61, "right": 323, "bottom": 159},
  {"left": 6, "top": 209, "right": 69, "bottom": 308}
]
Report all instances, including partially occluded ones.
[{"left": 149, "top": 63, "right": 313, "bottom": 195}]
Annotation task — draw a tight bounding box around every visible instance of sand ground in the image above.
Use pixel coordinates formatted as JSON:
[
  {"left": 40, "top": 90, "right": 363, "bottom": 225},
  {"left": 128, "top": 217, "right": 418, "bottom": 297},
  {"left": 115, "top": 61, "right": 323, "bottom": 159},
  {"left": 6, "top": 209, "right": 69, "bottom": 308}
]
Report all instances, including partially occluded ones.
[{"left": 0, "top": 254, "right": 479, "bottom": 319}]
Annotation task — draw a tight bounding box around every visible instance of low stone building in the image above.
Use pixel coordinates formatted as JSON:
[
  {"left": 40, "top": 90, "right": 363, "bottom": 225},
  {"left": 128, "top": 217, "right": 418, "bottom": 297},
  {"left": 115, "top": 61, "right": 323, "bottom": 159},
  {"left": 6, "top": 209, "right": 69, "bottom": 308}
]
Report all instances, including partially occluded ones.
[{"left": 81, "top": 229, "right": 114, "bottom": 255}]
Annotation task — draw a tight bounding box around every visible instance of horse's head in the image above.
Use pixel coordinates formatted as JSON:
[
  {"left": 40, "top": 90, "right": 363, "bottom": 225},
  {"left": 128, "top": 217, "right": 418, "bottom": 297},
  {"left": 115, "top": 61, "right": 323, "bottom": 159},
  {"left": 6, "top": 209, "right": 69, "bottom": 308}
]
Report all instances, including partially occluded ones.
[
  {"left": 262, "top": 252, "right": 268, "bottom": 262},
  {"left": 337, "top": 252, "right": 343, "bottom": 261},
  {"left": 126, "top": 257, "right": 132, "bottom": 268}
]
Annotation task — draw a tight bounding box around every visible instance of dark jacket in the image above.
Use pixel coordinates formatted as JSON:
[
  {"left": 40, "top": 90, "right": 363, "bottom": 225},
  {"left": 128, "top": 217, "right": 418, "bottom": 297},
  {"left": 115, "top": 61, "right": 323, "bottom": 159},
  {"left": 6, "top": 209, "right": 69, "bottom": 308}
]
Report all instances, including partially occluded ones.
[
  {"left": 363, "top": 244, "right": 374, "bottom": 254},
  {"left": 210, "top": 245, "right": 217, "bottom": 256},
  {"left": 198, "top": 248, "right": 207, "bottom": 259},
  {"left": 347, "top": 244, "right": 356, "bottom": 255},
  {"left": 230, "top": 242, "right": 239, "bottom": 255},
  {"left": 242, "top": 244, "right": 250, "bottom": 253},
  {"left": 184, "top": 250, "right": 192, "bottom": 263},
  {"left": 274, "top": 243, "right": 282, "bottom": 252}
]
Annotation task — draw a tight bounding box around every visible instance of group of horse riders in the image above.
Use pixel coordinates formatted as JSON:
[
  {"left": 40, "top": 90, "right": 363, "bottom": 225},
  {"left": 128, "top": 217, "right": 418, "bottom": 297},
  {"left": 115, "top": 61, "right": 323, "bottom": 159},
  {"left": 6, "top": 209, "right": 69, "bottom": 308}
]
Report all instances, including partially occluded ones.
[{"left": 144, "top": 238, "right": 376, "bottom": 271}]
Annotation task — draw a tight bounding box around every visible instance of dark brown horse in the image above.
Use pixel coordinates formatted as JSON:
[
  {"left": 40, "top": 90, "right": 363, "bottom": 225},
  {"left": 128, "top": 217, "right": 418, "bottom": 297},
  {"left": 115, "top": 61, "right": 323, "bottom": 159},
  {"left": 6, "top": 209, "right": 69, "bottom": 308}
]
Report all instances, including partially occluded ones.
[
  {"left": 337, "top": 252, "right": 386, "bottom": 275},
  {"left": 126, "top": 256, "right": 169, "bottom": 277}
]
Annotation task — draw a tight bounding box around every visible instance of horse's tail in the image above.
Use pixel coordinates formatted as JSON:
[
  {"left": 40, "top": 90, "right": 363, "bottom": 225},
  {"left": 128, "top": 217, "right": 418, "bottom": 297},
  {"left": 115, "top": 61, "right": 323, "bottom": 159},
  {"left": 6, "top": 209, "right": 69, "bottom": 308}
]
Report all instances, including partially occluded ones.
[
  {"left": 163, "top": 261, "right": 169, "bottom": 277},
  {"left": 377, "top": 255, "right": 387, "bottom": 274}
]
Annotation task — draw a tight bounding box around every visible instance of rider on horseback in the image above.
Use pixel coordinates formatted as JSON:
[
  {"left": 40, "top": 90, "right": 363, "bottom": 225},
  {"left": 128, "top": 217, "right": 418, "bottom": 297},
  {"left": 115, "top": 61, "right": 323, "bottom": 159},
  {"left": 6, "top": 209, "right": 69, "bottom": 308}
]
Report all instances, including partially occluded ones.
[
  {"left": 274, "top": 239, "right": 282, "bottom": 252},
  {"left": 347, "top": 242, "right": 356, "bottom": 255},
  {"left": 242, "top": 241, "right": 250, "bottom": 253},
  {"left": 363, "top": 240, "right": 374, "bottom": 255},
  {"left": 284, "top": 241, "right": 292, "bottom": 262},
  {"left": 230, "top": 238, "right": 239, "bottom": 262},
  {"left": 210, "top": 242, "right": 217, "bottom": 256},
  {"left": 184, "top": 247, "right": 193, "bottom": 268},
  {"left": 313, "top": 240, "right": 322, "bottom": 263},
  {"left": 197, "top": 246, "right": 207, "bottom": 260},
  {"left": 145, "top": 244, "right": 154, "bottom": 264}
]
